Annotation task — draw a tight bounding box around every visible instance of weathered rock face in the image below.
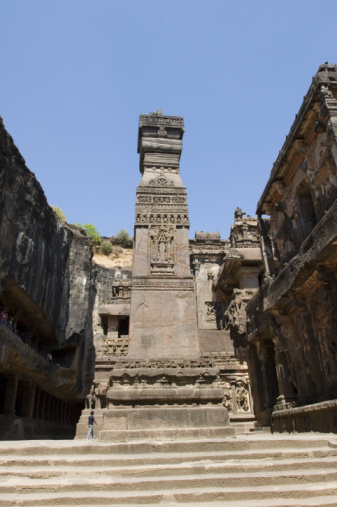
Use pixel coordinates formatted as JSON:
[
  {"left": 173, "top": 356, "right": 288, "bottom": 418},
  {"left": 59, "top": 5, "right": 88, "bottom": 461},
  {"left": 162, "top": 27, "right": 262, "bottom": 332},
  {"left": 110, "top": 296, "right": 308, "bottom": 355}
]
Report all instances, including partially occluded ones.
[{"left": 0, "top": 116, "right": 96, "bottom": 438}]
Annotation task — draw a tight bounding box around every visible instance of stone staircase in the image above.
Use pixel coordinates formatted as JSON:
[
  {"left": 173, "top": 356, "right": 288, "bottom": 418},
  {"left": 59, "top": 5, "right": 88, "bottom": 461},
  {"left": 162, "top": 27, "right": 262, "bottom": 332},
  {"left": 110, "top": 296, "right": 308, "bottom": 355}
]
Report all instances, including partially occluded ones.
[{"left": 0, "top": 433, "right": 337, "bottom": 506}]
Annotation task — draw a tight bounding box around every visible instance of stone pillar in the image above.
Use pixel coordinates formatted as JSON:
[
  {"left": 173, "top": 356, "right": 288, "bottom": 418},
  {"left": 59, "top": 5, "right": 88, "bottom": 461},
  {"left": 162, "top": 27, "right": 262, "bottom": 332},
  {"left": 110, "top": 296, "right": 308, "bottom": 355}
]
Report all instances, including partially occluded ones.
[
  {"left": 128, "top": 112, "right": 199, "bottom": 359},
  {"left": 33, "top": 388, "right": 41, "bottom": 419},
  {"left": 274, "top": 345, "right": 297, "bottom": 401},
  {"left": 99, "top": 113, "right": 233, "bottom": 442},
  {"left": 27, "top": 384, "right": 36, "bottom": 419},
  {"left": 3, "top": 375, "right": 18, "bottom": 414},
  {"left": 258, "top": 216, "right": 276, "bottom": 278},
  {"left": 231, "top": 382, "right": 238, "bottom": 414},
  {"left": 39, "top": 391, "right": 46, "bottom": 419},
  {"left": 107, "top": 316, "right": 118, "bottom": 339}
]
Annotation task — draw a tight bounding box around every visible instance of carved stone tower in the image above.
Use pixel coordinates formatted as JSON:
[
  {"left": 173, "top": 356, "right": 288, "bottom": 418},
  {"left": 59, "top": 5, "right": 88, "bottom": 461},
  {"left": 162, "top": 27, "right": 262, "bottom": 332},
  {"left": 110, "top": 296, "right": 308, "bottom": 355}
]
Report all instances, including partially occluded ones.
[
  {"left": 128, "top": 111, "right": 200, "bottom": 359},
  {"left": 99, "top": 112, "right": 233, "bottom": 442}
]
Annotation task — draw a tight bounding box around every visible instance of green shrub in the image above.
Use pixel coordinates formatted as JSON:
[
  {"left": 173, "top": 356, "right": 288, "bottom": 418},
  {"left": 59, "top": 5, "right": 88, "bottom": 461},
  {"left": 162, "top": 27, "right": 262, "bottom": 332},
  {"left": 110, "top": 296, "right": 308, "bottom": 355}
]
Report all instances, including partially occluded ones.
[
  {"left": 116, "top": 229, "right": 131, "bottom": 247},
  {"left": 75, "top": 223, "right": 101, "bottom": 244},
  {"left": 51, "top": 206, "right": 67, "bottom": 223},
  {"left": 101, "top": 240, "right": 113, "bottom": 256}
]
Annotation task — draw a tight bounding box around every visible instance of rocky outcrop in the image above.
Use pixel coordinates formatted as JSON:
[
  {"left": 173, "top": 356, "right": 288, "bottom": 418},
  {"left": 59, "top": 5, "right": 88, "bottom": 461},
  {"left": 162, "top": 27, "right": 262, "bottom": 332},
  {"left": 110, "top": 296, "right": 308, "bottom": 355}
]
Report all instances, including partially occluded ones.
[{"left": 0, "top": 116, "right": 95, "bottom": 401}]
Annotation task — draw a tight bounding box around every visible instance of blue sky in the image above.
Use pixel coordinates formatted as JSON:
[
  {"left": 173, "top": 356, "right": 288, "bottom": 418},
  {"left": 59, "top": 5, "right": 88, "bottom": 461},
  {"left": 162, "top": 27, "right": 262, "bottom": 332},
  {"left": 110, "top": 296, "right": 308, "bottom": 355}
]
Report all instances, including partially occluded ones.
[{"left": 1, "top": 1, "right": 337, "bottom": 239}]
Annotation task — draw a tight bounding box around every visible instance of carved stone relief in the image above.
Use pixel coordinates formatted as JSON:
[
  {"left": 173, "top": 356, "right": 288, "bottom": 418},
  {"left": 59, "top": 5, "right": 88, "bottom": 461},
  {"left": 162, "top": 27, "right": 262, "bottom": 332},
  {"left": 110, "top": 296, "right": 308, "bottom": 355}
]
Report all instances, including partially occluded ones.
[
  {"left": 149, "top": 173, "right": 174, "bottom": 186},
  {"left": 205, "top": 302, "right": 216, "bottom": 323},
  {"left": 235, "top": 380, "right": 250, "bottom": 412},
  {"left": 149, "top": 225, "right": 175, "bottom": 274},
  {"left": 135, "top": 213, "right": 189, "bottom": 226}
]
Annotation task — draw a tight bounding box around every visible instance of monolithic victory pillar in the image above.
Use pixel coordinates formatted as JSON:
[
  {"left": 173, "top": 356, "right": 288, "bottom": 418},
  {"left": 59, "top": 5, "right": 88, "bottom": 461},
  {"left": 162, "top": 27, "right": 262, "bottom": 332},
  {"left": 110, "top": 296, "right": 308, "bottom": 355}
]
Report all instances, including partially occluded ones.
[
  {"left": 101, "top": 112, "right": 232, "bottom": 442},
  {"left": 128, "top": 111, "right": 200, "bottom": 359}
]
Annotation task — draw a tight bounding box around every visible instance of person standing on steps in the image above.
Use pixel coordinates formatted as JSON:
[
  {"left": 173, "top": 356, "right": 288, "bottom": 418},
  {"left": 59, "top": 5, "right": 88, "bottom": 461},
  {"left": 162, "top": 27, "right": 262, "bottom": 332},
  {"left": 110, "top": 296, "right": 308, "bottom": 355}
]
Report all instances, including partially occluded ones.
[{"left": 86, "top": 411, "right": 97, "bottom": 440}]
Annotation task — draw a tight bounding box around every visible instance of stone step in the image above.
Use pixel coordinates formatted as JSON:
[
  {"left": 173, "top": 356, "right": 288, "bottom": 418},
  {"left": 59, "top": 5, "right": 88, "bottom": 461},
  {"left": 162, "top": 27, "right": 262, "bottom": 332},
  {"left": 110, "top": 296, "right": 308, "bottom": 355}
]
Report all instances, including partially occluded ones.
[
  {"left": 27, "top": 503, "right": 337, "bottom": 507},
  {"left": 2, "top": 468, "right": 337, "bottom": 493},
  {"left": 0, "top": 434, "right": 336, "bottom": 506},
  {"left": 2, "top": 448, "right": 337, "bottom": 470},
  {"left": 1, "top": 455, "right": 337, "bottom": 477},
  {"left": 0, "top": 448, "right": 337, "bottom": 476},
  {"left": 21, "top": 502, "right": 337, "bottom": 507},
  {"left": 0, "top": 482, "right": 336, "bottom": 506},
  {"left": 0, "top": 434, "right": 335, "bottom": 455}
]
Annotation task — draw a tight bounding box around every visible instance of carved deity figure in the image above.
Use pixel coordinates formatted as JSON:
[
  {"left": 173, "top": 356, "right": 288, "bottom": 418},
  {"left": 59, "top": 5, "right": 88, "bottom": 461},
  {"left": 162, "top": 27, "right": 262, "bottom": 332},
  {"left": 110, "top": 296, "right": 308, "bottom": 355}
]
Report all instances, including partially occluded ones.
[
  {"left": 235, "top": 381, "right": 250, "bottom": 412},
  {"left": 149, "top": 226, "right": 175, "bottom": 263}
]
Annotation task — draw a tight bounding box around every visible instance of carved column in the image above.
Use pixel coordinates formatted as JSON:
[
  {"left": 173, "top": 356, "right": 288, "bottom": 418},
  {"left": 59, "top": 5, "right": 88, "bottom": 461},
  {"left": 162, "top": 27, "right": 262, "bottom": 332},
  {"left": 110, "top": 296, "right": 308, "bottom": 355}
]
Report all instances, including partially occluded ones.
[
  {"left": 258, "top": 215, "right": 276, "bottom": 278},
  {"left": 128, "top": 112, "right": 199, "bottom": 359},
  {"left": 3, "top": 374, "right": 19, "bottom": 414},
  {"left": 100, "top": 113, "right": 233, "bottom": 442},
  {"left": 27, "top": 384, "right": 36, "bottom": 419}
]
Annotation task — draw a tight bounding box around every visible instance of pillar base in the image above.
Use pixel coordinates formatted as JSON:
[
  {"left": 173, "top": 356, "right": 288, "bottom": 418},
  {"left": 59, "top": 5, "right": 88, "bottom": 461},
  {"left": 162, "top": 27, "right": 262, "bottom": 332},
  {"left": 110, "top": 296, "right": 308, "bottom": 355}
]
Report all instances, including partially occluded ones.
[{"left": 99, "top": 406, "right": 234, "bottom": 442}]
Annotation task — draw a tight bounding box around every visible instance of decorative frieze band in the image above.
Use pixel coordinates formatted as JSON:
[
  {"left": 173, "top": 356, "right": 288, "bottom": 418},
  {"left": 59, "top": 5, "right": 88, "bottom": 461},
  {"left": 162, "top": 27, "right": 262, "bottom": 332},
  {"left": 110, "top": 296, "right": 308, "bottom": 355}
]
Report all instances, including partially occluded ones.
[
  {"left": 109, "top": 358, "right": 216, "bottom": 369},
  {"left": 137, "top": 195, "right": 187, "bottom": 205},
  {"left": 135, "top": 213, "right": 189, "bottom": 226},
  {"left": 132, "top": 278, "right": 195, "bottom": 291},
  {"left": 139, "top": 115, "right": 184, "bottom": 128}
]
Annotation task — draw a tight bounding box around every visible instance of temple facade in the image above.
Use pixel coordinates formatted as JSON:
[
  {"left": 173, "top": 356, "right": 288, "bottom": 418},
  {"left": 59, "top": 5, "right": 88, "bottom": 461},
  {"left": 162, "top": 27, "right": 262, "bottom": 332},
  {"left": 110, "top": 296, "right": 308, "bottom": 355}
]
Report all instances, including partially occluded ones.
[{"left": 224, "top": 63, "right": 337, "bottom": 433}]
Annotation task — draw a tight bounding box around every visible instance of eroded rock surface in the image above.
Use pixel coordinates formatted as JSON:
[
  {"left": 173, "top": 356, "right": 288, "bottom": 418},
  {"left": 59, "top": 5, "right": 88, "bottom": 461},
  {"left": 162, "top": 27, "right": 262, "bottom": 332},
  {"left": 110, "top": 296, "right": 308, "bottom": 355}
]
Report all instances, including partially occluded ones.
[{"left": 0, "top": 117, "right": 95, "bottom": 438}]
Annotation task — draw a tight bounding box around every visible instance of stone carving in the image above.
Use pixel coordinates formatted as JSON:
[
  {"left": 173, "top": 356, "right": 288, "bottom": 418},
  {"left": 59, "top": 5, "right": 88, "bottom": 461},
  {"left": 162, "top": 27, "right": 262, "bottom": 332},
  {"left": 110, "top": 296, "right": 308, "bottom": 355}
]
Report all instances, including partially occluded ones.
[
  {"left": 171, "top": 196, "right": 186, "bottom": 204},
  {"left": 149, "top": 173, "right": 174, "bottom": 186},
  {"left": 157, "top": 126, "right": 167, "bottom": 136},
  {"left": 220, "top": 380, "right": 233, "bottom": 412},
  {"left": 85, "top": 386, "right": 97, "bottom": 409},
  {"left": 149, "top": 225, "right": 175, "bottom": 273},
  {"left": 132, "top": 279, "right": 195, "bottom": 291},
  {"left": 234, "top": 207, "right": 245, "bottom": 220},
  {"left": 153, "top": 196, "right": 171, "bottom": 204},
  {"left": 195, "top": 231, "right": 221, "bottom": 241},
  {"left": 230, "top": 215, "right": 260, "bottom": 248},
  {"left": 139, "top": 114, "right": 184, "bottom": 127},
  {"left": 135, "top": 213, "right": 189, "bottom": 226},
  {"left": 138, "top": 195, "right": 152, "bottom": 203},
  {"left": 205, "top": 302, "right": 216, "bottom": 323},
  {"left": 235, "top": 380, "right": 250, "bottom": 412}
]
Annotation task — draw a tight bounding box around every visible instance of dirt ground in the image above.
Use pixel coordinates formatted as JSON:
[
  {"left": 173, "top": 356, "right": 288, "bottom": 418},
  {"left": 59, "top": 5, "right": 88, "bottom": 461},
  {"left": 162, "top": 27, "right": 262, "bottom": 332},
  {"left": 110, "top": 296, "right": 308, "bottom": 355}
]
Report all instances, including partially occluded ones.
[{"left": 93, "top": 248, "right": 133, "bottom": 269}]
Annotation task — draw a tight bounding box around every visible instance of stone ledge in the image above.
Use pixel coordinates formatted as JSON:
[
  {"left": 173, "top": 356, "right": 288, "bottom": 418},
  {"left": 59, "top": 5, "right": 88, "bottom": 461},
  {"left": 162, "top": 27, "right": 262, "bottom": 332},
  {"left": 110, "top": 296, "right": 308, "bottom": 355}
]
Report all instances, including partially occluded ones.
[
  {"left": 99, "top": 427, "right": 235, "bottom": 442},
  {"left": 272, "top": 399, "right": 337, "bottom": 433},
  {"left": 106, "top": 387, "right": 224, "bottom": 404}
]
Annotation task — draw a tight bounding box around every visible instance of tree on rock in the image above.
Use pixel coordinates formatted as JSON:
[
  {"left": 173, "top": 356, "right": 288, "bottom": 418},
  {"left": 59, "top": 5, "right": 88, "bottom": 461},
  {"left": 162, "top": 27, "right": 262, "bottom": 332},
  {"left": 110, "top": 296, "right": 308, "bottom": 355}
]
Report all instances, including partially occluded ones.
[{"left": 75, "top": 223, "right": 101, "bottom": 244}]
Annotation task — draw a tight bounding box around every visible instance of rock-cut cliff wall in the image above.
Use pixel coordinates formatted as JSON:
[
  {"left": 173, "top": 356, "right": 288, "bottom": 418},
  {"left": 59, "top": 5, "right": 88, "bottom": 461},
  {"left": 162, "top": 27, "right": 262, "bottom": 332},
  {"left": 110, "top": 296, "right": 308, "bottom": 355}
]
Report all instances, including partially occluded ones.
[{"left": 0, "top": 116, "right": 95, "bottom": 400}]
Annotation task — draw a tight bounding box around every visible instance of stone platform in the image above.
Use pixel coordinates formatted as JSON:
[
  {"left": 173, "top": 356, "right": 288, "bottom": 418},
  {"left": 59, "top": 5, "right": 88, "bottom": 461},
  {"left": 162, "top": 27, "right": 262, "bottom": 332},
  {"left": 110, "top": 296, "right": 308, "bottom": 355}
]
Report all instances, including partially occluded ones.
[
  {"left": 97, "top": 357, "right": 232, "bottom": 442},
  {"left": 100, "top": 406, "right": 234, "bottom": 442}
]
